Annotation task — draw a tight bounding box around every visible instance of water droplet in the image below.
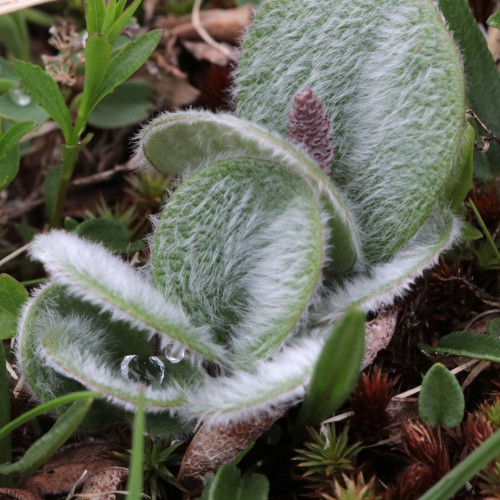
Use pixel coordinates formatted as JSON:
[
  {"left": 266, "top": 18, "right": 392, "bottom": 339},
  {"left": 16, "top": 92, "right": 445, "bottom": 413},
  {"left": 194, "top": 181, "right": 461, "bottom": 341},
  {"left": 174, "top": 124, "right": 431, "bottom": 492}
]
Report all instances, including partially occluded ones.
[
  {"left": 164, "top": 344, "right": 186, "bottom": 364},
  {"left": 120, "top": 355, "right": 165, "bottom": 386},
  {"left": 9, "top": 86, "right": 31, "bottom": 106}
]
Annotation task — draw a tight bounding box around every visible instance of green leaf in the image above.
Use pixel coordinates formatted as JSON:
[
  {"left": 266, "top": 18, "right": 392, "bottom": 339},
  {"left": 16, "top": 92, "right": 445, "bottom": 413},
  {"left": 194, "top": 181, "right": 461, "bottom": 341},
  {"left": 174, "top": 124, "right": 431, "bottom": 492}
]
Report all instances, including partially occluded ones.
[
  {"left": 95, "top": 30, "right": 162, "bottom": 104},
  {"left": 203, "top": 463, "right": 269, "bottom": 500},
  {"left": 460, "top": 221, "right": 483, "bottom": 242},
  {"left": 487, "top": 11, "right": 500, "bottom": 30},
  {"left": 0, "top": 148, "right": 19, "bottom": 193},
  {"left": 0, "top": 12, "right": 30, "bottom": 61},
  {"left": 100, "top": 0, "right": 118, "bottom": 35},
  {"left": 105, "top": 0, "right": 142, "bottom": 45},
  {"left": 43, "top": 163, "right": 62, "bottom": 223},
  {"left": 0, "top": 397, "right": 94, "bottom": 479},
  {"left": 0, "top": 391, "right": 101, "bottom": 442},
  {"left": 297, "top": 307, "right": 365, "bottom": 426},
  {"left": 77, "top": 33, "right": 112, "bottom": 124},
  {"left": 153, "top": 158, "right": 324, "bottom": 361},
  {"left": 420, "top": 331, "right": 500, "bottom": 363},
  {"left": 17, "top": 283, "right": 194, "bottom": 413},
  {"left": 139, "top": 111, "right": 359, "bottom": 274},
  {"left": 237, "top": 0, "right": 466, "bottom": 262},
  {"left": 0, "top": 274, "right": 28, "bottom": 340},
  {"left": 87, "top": 80, "right": 154, "bottom": 129},
  {"left": 419, "top": 363, "right": 465, "bottom": 428},
  {"left": 420, "top": 428, "right": 500, "bottom": 500},
  {"left": 85, "top": 0, "right": 106, "bottom": 33},
  {"left": 10, "top": 60, "right": 72, "bottom": 143},
  {"left": 0, "top": 120, "right": 34, "bottom": 158},
  {"left": 64, "top": 217, "right": 80, "bottom": 232},
  {"left": 438, "top": 0, "right": 500, "bottom": 175},
  {"left": 75, "top": 217, "right": 144, "bottom": 254}
]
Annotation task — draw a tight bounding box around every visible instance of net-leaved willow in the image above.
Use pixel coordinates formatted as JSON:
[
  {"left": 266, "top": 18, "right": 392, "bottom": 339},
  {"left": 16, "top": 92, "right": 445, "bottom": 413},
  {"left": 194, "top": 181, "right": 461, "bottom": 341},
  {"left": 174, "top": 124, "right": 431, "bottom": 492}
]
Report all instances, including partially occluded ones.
[{"left": 16, "top": 0, "right": 473, "bottom": 434}]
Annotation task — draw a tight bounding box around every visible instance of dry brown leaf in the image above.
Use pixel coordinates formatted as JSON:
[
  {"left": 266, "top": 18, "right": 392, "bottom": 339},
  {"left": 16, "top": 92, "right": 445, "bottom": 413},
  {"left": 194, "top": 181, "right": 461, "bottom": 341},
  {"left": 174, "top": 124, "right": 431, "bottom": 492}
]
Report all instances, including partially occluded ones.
[
  {"left": 363, "top": 307, "right": 399, "bottom": 368},
  {"left": 0, "top": 488, "right": 41, "bottom": 500},
  {"left": 178, "top": 409, "right": 284, "bottom": 493},
  {"left": 181, "top": 40, "right": 236, "bottom": 66},
  {"left": 159, "top": 5, "right": 253, "bottom": 43},
  {"left": 26, "top": 442, "right": 122, "bottom": 496},
  {"left": 147, "top": 56, "right": 200, "bottom": 109},
  {"left": 80, "top": 467, "right": 128, "bottom": 500}
]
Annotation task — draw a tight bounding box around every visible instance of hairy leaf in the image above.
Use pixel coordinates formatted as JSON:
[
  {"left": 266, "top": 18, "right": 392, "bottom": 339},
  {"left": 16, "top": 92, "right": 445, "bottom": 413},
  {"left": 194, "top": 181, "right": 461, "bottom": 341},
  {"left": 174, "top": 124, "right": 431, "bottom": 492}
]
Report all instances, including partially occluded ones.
[
  {"left": 138, "top": 111, "right": 359, "bottom": 274},
  {"left": 29, "top": 232, "right": 225, "bottom": 364},
  {"left": 237, "top": 0, "right": 467, "bottom": 262}
]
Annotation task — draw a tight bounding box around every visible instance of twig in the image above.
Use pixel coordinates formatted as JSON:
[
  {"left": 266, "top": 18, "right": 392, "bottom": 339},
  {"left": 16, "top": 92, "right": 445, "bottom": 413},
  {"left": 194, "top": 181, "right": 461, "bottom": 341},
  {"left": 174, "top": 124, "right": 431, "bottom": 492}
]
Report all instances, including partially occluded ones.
[
  {"left": 0, "top": 242, "right": 31, "bottom": 268},
  {"left": 191, "top": 0, "right": 234, "bottom": 59},
  {"left": 466, "top": 107, "right": 500, "bottom": 153},
  {"left": 71, "top": 160, "right": 137, "bottom": 187}
]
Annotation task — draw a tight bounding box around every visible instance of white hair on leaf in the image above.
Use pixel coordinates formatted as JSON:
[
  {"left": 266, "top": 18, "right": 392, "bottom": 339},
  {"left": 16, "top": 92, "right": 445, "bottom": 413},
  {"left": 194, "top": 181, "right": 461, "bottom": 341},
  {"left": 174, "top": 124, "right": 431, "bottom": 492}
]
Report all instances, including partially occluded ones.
[
  {"left": 183, "top": 334, "right": 325, "bottom": 427},
  {"left": 29, "top": 231, "right": 225, "bottom": 365},
  {"left": 319, "top": 208, "right": 462, "bottom": 323},
  {"left": 236, "top": 0, "right": 466, "bottom": 263}
]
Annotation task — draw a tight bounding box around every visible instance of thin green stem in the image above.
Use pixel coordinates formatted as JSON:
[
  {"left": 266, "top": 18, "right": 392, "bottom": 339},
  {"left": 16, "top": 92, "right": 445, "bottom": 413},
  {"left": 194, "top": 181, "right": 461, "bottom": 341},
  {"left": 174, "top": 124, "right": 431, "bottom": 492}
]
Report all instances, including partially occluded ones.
[
  {"left": 51, "top": 142, "right": 81, "bottom": 227},
  {"left": 469, "top": 199, "right": 500, "bottom": 265},
  {"left": 20, "top": 277, "right": 48, "bottom": 287},
  {"left": 126, "top": 388, "right": 145, "bottom": 500}
]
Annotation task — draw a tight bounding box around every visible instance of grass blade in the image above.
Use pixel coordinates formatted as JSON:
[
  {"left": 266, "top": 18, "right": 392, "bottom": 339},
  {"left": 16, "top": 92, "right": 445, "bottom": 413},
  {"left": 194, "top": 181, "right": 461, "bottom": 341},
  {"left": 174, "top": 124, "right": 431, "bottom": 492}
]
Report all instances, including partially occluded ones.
[
  {"left": 420, "top": 428, "right": 500, "bottom": 500},
  {"left": 0, "top": 397, "right": 95, "bottom": 482}
]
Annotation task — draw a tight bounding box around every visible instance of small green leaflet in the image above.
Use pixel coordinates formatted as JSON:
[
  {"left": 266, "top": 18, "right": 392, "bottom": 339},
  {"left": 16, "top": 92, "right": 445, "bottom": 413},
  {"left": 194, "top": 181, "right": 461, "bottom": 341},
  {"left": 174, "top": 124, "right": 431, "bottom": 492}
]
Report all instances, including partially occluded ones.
[
  {"left": 202, "top": 463, "right": 269, "bottom": 500},
  {"left": 488, "top": 11, "right": 500, "bottom": 30},
  {"left": 297, "top": 307, "right": 365, "bottom": 426},
  {"left": 419, "top": 330, "right": 500, "bottom": 363},
  {"left": 0, "top": 274, "right": 28, "bottom": 340},
  {"left": 419, "top": 363, "right": 464, "bottom": 428}
]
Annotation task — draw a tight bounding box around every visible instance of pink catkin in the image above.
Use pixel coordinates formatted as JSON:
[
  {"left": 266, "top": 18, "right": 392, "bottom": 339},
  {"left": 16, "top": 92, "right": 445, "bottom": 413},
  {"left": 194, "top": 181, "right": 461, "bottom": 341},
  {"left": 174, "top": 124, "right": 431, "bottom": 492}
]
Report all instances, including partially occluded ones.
[{"left": 287, "top": 88, "right": 336, "bottom": 176}]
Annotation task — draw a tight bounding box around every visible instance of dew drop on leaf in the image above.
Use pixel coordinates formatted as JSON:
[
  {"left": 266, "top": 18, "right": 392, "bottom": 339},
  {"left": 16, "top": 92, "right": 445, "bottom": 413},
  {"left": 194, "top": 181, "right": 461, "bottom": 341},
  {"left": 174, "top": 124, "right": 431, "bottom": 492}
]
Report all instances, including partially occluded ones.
[
  {"left": 164, "top": 344, "right": 186, "bottom": 364},
  {"left": 120, "top": 354, "right": 165, "bottom": 386},
  {"left": 8, "top": 86, "right": 31, "bottom": 106}
]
